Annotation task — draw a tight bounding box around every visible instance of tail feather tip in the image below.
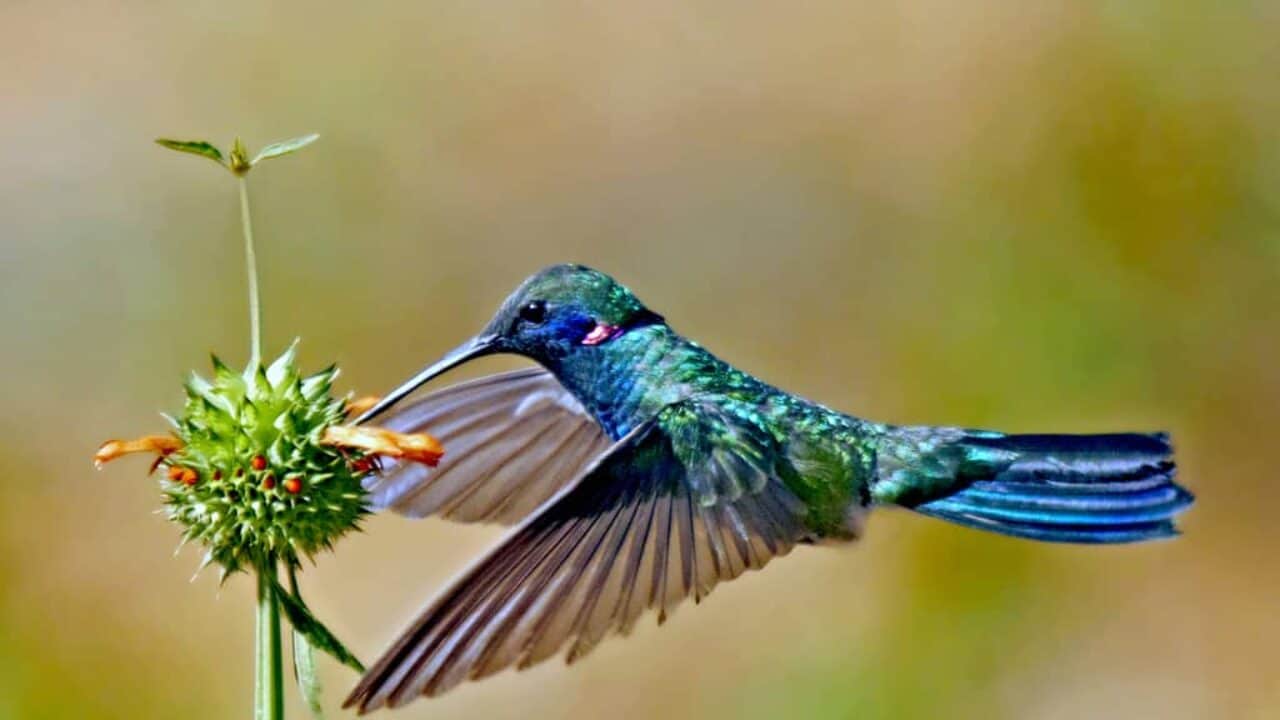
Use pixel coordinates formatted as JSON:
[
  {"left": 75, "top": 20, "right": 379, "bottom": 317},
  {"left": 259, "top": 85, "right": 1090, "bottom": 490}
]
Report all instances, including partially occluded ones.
[{"left": 913, "top": 431, "right": 1194, "bottom": 544}]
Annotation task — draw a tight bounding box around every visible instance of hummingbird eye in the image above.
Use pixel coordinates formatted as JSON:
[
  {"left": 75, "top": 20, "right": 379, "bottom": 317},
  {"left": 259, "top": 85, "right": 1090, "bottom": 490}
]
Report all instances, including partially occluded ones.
[{"left": 517, "top": 300, "right": 547, "bottom": 325}]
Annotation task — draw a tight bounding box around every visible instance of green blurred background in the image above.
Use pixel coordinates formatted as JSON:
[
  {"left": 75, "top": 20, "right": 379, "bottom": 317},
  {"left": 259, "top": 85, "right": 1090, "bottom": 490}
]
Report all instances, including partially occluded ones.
[{"left": 2, "top": 2, "right": 1276, "bottom": 718}]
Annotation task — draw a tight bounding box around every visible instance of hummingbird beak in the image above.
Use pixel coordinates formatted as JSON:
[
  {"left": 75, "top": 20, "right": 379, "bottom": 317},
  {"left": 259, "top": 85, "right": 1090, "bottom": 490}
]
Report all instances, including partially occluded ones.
[{"left": 353, "top": 334, "right": 500, "bottom": 424}]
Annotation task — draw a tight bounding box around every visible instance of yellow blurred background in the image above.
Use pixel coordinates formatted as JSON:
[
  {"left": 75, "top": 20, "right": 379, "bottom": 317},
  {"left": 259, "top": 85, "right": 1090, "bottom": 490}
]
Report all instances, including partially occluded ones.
[{"left": 2, "top": 2, "right": 1276, "bottom": 718}]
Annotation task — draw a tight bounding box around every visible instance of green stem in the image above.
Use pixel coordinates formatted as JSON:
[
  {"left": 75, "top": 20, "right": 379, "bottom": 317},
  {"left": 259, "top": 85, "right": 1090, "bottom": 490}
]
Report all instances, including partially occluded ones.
[
  {"left": 256, "top": 562, "right": 285, "bottom": 720},
  {"left": 238, "top": 176, "right": 262, "bottom": 364},
  {"left": 286, "top": 563, "right": 301, "bottom": 597}
]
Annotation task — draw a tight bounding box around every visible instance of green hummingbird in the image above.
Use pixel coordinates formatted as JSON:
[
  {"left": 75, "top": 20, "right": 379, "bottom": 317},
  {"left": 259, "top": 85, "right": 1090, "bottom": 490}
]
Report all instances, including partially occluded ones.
[{"left": 344, "top": 264, "right": 1193, "bottom": 712}]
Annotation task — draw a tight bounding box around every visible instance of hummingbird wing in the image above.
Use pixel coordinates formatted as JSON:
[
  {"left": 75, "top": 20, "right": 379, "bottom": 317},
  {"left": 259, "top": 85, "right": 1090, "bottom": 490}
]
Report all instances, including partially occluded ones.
[
  {"left": 345, "top": 397, "right": 810, "bottom": 713},
  {"left": 363, "top": 368, "right": 612, "bottom": 524}
]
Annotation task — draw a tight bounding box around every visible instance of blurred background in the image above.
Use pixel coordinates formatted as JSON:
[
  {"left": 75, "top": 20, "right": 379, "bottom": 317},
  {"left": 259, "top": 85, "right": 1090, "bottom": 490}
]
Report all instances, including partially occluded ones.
[{"left": 2, "top": 2, "right": 1276, "bottom": 718}]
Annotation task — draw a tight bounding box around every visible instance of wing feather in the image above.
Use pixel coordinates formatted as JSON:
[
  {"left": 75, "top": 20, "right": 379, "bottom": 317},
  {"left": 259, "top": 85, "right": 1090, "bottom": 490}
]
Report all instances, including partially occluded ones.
[
  {"left": 346, "top": 399, "right": 813, "bottom": 713},
  {"left": 364, "top": 368, "right": 611, "bottom": 524}
]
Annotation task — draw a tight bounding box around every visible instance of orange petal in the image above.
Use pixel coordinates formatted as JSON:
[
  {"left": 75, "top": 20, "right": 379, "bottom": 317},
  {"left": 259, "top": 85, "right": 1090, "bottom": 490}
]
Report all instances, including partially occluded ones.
[
  {"left": 94, "top": 435, "right": 184, "bottom": 469},
  {"left": 345, "top": 395, "right": 381, "bottom": 418},
  {"left": 321, "top": 425, "right": 443, "bottom": 466}
]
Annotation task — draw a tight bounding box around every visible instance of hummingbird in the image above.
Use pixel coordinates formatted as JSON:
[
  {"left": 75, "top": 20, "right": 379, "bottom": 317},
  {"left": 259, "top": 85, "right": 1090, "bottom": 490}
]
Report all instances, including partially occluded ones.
[{"left": 343, "top": 264, "right": 1194, "bottom": 713}]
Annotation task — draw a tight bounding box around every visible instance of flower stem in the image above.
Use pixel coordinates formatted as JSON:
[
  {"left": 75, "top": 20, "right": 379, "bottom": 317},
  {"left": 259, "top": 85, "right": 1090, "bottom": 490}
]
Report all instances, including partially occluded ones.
[
  {"left": 256, "top": 561, "right": 285, "bottom": 720},
  {"left": 238, "top": 176, "right": 263, "bottom": 364}
]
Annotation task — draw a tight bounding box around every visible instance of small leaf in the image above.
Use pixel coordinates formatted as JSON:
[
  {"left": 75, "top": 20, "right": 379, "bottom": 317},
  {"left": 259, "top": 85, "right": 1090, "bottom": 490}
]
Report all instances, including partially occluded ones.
[
  {"left": 274, "top": 410, "right": 298, "bottom": 436},
  {"left": 252, "top": 133, "right": 320, "bottom": 164},
  {"left": 275, "top": 578, "right": 364, "bottom": 672},
  {"left": 267, "top": 340, "right": 300, "bottom": 386},
  {"left": 155, "top": 139, "right": 225, "bottom": 166},
  {"left": 184, "top": 370, "right": 213, "bottom": 398},
  {"left": 186, "top": 372, "right": 233, "bottom": 413},
  {"left": 293, "top": 629, "right": 325, "bottom": 718},
  {"left": 301, "top": 366, "right": 336, "bottom": 401},
  {"left": 250, "top": 364, "right": 273, "bottom": 400},
  {"left": 210, "top": 354, "right": 236, "bottom": 382}
]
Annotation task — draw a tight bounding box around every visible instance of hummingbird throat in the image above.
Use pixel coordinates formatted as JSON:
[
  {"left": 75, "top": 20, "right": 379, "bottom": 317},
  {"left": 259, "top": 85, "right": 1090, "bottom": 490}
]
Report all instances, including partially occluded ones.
[{"left": 581, "top": 323, "right": 622, "bottom": 346}]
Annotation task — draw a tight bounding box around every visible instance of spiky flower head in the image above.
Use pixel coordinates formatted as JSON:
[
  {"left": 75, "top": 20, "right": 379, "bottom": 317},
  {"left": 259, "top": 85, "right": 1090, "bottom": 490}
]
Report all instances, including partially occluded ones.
[{"left": 163, "top": 343, "right": 369, "bottom": 576}]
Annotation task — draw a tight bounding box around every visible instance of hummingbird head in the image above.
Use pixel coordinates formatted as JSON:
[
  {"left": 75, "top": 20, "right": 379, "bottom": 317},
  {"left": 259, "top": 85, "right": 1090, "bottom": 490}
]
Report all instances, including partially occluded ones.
[
  {"left": 354, "top": 264, "right": 664, "bottom": 423},
  {"left": 481, "top": 263, "right": 664, "bottom": 358}
]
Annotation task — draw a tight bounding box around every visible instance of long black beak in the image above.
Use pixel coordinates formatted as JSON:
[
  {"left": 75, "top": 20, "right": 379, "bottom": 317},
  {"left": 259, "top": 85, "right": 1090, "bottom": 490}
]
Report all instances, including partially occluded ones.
[{"left": 353, "top": 334, "right": 500, "bottom": 425}]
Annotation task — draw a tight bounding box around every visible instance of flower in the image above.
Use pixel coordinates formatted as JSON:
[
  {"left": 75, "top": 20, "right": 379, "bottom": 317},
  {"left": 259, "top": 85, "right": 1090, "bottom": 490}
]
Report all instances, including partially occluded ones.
[
  {"left": 95, "top": 343, "right": 442, "bottom": 577},
  {"left": 320, "top": 425, "right": 442, "bottom": 465},
  {"left": 94, "top": 435, "right": 182, "bottom": 469}
]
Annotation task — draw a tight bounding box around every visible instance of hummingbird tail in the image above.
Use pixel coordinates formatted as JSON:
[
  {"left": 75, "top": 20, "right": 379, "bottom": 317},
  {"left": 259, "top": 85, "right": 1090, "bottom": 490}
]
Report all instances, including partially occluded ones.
[{"left": 899, "top": 431, "right": 1194, "bottom": 544}]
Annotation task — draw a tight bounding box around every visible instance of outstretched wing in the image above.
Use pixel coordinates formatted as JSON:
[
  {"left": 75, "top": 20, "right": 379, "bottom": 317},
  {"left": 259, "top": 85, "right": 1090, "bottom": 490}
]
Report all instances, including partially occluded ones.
[
  {"left": 363, "top": 368, "right": 612, "bottom": 524},
  {"left": 345, "top": 398, "right": 811, "bottom": 713}
]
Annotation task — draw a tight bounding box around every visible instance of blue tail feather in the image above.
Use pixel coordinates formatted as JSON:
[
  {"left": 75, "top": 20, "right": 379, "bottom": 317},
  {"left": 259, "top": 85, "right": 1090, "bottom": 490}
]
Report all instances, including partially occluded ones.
[{"left": 910, "top": 432, "right": 1194, "bottom": 544}]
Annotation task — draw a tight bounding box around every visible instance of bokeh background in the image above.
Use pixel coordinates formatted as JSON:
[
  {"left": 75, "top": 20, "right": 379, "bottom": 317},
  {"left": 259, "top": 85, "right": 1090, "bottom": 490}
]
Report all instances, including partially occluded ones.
[{"left": 2, "top": 2, "right": 1277, "bottom": 718}]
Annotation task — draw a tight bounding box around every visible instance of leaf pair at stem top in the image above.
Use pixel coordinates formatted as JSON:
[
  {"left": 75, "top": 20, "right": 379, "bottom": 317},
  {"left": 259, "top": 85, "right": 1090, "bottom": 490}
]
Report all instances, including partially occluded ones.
[{"left": 156, "top": 134, "right": 320, "bottom": 176}]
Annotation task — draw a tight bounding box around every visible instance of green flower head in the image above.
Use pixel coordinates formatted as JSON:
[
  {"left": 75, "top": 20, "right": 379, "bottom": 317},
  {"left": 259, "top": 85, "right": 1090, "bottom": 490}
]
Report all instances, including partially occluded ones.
[{"left": 164, "top": 344, "right": 369, "bottom": 575}]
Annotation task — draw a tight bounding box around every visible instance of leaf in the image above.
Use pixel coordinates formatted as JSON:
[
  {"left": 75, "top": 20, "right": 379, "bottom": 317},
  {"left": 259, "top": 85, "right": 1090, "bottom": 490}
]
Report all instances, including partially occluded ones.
[
  {"left": 274, "top": 578, "right": 365, "bottom": 672},
  {"left": 252, "top": 134, "right": 320, "bottom": 165},
  {"left": 185, "top": 371, "right": 234, "bottom": 413},
  {"left": 155, "top": 139, "right": 225, "bottom": 166},
  {"left": 267, "top": 339, "right": 300, "bottom": 386},
  {"left": 293, "top": 629, "right": 325, "bottom": 718},
  {"left": 301, "top": 366, "right": 337, "bottom": 401},
  {"left": 210, "top": 354, "right": 236, "bottom": 382},
  {"left": 250, "top": 364, "right": 273, "bottom": 400}
]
